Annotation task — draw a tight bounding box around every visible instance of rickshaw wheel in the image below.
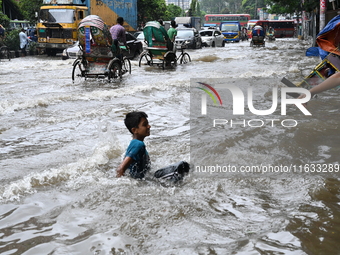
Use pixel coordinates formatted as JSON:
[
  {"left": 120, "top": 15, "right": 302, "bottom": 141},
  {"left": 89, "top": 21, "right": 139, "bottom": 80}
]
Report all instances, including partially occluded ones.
[
  {"left": 164, "top": 52, "right": 177, "bottom": 68},
  {"left": 180, "top": 53, "right": 191, "bottom": 64},
  {"left": 122, "top": 57, "right": 131, "bottom": 74},
  {"left": 139, "top": 52, "right": 152, "bottom": 67},
  {"left": 108, "top": 61, "right": 121, "bottom": 81},
  {"left": 72, "top": 62, "right": 84, "bottom": 83}
]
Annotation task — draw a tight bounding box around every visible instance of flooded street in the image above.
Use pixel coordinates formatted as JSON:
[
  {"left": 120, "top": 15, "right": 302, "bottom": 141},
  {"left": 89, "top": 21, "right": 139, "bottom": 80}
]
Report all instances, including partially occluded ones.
[{"left": 1, "top": 39, "right": 340, "bottom": 255}]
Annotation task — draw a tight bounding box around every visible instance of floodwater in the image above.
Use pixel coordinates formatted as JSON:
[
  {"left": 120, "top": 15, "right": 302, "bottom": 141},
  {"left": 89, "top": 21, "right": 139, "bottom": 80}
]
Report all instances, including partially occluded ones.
[{"left": 1, "top": 39, "right": 340, "bottom": 255}]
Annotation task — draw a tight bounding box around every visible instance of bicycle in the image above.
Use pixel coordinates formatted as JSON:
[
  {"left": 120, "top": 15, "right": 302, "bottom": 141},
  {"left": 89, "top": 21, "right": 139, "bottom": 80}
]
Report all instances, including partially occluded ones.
[
  {"left": 72, "top": 45, "right": 131, "bottom": 83},
  {"left": 0, "top": 45, "right": 11, "bottom": 61},
  {"left": 139, "top": 41, "right": 191, "bottom": 69},
  {"left": 176, "top": 42, "right": 191, "bottom": 64}
]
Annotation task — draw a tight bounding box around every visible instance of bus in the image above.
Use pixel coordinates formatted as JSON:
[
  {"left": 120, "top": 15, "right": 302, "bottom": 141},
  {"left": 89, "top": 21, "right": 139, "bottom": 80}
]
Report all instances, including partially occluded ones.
[
  {"left": 254, "top": 20, "right": 295, "bottom": 38},
  {"left": 204, "top": 14, "right": 250, "bottom": 27}
]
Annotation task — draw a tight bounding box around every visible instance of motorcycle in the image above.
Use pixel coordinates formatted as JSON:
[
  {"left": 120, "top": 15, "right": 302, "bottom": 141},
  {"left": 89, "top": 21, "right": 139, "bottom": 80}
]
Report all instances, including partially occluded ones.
[{"left": 266, "top": 31, "right": 275, "bottom": 41}]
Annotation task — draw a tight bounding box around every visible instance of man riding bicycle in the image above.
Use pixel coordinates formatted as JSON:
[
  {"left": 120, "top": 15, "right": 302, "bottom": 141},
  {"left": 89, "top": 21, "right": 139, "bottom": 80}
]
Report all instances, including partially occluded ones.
[{"left": 110, "top": 17, "right": 128, "bottom": 59}]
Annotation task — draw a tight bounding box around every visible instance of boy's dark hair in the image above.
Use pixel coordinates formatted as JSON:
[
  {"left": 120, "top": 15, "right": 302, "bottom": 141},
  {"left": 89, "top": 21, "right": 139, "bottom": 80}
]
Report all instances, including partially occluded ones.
[{"left": 124, "top": 111, "right": 148, "bottom": 134}]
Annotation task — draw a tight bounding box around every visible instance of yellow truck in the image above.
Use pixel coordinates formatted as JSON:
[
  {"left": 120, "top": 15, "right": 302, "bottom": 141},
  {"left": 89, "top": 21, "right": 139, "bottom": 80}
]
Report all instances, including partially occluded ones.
[{"left": 36, "top": 0, "right": 137, "bottom": 56}]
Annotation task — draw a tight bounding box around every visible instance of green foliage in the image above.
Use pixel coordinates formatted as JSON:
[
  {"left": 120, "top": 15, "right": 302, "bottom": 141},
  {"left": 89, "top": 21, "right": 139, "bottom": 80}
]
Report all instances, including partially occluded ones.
[
  {"left": 164, "top": 4, "right": 183, "bottom": 20},
  {"left": 302, "top": 0, "right": 319, "bottom": 13},
  {"left": 268, "top": 0, "right": 300, "bottom": 14},
  {"left": 3, "top": 29, "right": 20, "bottom": 51},
  {"left": 200, "top": 0, "right": 227, "bottom": 13},
  {"left": 18, "top": 0, "right": 43, "bottom": 23},
  {"left": 137, "top": 0, "right": 167, "bottom": 25},
  {"left": 0, "top": 11, "right": 10, "bottom": 28},
  {"left": 188, "top": 0, "right": 204, "bottom": 19},
  {"left": 28, "top": 41, "right": 37, "bottom": 52}
]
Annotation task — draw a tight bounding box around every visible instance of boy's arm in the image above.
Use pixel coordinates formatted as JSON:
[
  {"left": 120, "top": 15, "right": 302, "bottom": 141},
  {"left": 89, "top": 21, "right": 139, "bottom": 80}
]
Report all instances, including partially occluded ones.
[{"left": 116, "top": 156, "right": 134, "bottom": 177}]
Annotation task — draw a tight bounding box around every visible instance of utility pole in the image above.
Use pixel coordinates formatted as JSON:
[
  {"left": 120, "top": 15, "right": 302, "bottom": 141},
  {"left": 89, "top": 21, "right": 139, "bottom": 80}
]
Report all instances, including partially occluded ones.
[
  {"left": 254, "top": 0, "right": 257, "bottom": 19},
  {"left": 320, "top": 0, "right": 326, "bottom": 31}
]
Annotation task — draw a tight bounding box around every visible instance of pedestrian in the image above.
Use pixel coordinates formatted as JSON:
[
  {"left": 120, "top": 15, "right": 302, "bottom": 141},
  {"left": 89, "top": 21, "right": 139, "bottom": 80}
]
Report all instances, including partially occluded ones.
[
  {"left": 19, "top": 28, "right": 28, "bottom": 57},
  {"left": 167, "top": 20, "right": 177, "bottom": 52},
  {"left": 116, "top": 111, "right": 189, "bottom": 183},
  {"left": 28, "top": 30, "right": 38, "bottom": 42},
  {"left": 167, "top": 20, "right": 177, "bottom": 42}
]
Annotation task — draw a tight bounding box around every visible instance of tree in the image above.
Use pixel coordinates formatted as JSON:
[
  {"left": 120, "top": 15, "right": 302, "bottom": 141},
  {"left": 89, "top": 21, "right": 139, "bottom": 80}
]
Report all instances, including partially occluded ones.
[
  {"left": 18, "top": 0, "right": 43, "bottom": 23},
  {"left": 138, "top": 0, "right": 167, "bottom": 26},
  {"left": 164, "top": 4, "right": 183, "bottom": 20},
  {"left": 1, "top": 0, "right": 24, "bottom": 22},
  {"left": 3, "top": 29, "right": 20, "bottom": 50},
  {"left": 241, "top": 0, "right": 269, "bottom": 19},
  {"left": 268, "top": 0, "right": 300, "bottom": 15},
  {"left": 200, "top": 0, "right": 227, "bottom": 14},
  {"left": 0, "top": 12, "right": 10, "bottom": 28}
]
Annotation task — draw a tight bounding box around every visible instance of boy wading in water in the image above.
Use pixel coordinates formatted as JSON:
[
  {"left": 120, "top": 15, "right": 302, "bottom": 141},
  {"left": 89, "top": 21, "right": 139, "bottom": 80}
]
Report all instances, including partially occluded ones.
[{"left": 116, "top": 111, "right": 189, "bottom": 182}]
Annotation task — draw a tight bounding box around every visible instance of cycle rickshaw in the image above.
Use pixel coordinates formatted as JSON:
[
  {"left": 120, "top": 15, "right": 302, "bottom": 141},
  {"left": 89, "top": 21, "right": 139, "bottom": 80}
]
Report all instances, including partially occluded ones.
[
  {"left": 138, "top": 21, "right": 191, "bottom": 69},
  {"left": 72, "top": 15, "right": 131, "bottom": 82},
  {"left": 250, "top": 25, "right": 265, "bottom": 47}
]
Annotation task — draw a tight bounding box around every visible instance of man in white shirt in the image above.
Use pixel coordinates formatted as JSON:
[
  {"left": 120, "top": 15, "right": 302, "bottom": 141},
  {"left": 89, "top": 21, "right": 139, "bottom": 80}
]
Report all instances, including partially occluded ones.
[{"left": 19, "top": 28, "right": 28, "bottom": 56}]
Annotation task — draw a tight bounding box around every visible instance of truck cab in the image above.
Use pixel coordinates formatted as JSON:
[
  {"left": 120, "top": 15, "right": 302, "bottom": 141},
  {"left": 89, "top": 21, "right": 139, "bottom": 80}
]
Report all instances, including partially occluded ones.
[
  {"left": 220, "top": 21, "right": 241, "bottom": 42},
  {"left": 36, "top": 2, "right": 88, "bottom": 56}
]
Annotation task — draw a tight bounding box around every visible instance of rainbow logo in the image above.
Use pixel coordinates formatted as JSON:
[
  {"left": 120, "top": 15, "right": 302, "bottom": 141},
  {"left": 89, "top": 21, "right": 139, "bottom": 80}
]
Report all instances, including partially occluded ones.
[{"left": 196, "top": 82, "right": 223, "bottom": 106}]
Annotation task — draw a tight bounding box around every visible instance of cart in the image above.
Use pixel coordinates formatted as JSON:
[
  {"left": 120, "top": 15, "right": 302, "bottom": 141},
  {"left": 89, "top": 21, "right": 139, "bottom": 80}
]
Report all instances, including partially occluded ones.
[
  {"left": 72, "top": 15, "right": 131, "bottom": 83},
  {"left": 138, "top": 21, "right": 191, "bottom": 69},
  {"left": 250, "top": 26, "right": 265, "bottom": 47}
]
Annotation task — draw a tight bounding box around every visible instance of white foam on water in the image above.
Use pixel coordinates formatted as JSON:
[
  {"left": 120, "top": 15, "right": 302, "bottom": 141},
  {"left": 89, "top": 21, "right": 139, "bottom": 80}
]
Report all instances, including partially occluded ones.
[{"left": 0, "top": 142, "right": 123, "bottom": 202}]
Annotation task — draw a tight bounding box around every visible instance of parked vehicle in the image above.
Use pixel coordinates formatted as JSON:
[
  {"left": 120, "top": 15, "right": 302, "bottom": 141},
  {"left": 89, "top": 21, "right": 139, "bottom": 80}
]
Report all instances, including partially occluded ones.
[
  {"left": 175, "top": 28, "right": 202, "bottom": 49},
  {"left": 199, "top": 29, "right": 225, "bottom": 47},
  {"left": 62, "top": 32, "right": 142, "bottom": 60},
  {"left": 136, "top": 33, "right": 147, "bottom": 50},
  {"left": 125, "top": 32, "right": 143, "bottom": 59},
  {"left": 133, "top": 31, "right": 143, "bottom": 38},
  {"left": 61, "top": 41, "right": 80, "bottom": 60}
]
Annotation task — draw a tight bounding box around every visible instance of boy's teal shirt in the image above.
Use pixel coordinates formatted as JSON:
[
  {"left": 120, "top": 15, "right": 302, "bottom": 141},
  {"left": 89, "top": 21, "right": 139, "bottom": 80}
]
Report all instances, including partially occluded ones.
[{"left": 125, "top": 139, "right": 151, "bottom": 179}]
